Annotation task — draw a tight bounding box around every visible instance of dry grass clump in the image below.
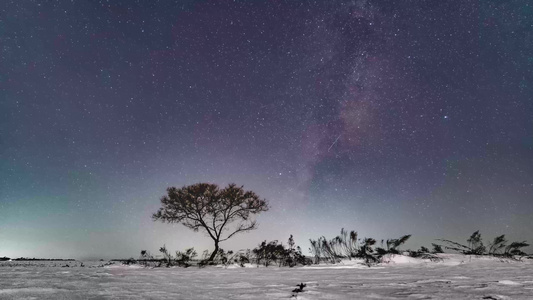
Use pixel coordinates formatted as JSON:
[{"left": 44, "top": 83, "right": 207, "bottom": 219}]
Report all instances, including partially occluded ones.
[
  {"left": 437, "top": 230, "right": 529, "bottom": 258},
  {"left": 309, "top": 229, "right": 411, "bottom": 265}
]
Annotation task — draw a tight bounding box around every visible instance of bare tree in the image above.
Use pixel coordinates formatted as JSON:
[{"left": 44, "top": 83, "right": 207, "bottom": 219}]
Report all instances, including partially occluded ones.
[{"left": 152, "top": 183, "right": 269, "bottom": 262}]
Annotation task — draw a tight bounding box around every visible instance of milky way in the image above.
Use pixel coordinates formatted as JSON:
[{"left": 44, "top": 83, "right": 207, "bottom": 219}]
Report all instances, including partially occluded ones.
[{"left": 1, "top": 1, "right": 532, "bottom": 259}]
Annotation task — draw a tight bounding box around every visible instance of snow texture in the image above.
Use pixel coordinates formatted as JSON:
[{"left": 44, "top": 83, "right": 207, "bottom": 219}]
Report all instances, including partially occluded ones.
[{"left": 1, "top": 254, "right": 532, "bottom": 299}]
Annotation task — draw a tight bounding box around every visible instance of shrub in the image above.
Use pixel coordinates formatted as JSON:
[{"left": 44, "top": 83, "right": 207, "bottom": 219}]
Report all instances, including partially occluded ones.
[
  {"left": 200, "top": 248, "right": 228, "bottom": 266},
  {"left": 438, "top": 231, "right": 529, "bottom": 258},
  {"left": 338, "top": 229, "right": 359, "bottom": 258},
  {"left": 253, "top": 240, "right": 285, "bottom": 267},
  {"left": 252, "top": 236, "right": 310, "bottom": 267},
  {"left": 321, "top": 236, "right": 343, "bottom": 263},
  {"left": 309, "top": 229, "right": 358, "bottom": 264},
  {"left": 139, "top": 250, "right": 155, "bottom": 267},
  {"left": 309, "top": 229, "right": 411, "bottom": 266},
  {"left": 357, "top": 238, "right": 380, "bottom": 265},
  {"left": 504, "top": 241, "right": 529, "bottom": 256},
  {"left": 309, "top": 238, "right": 323, "bottom": 264},
  {"left": 159, "top": 245, "right": 173, "bottom": 267},
  {"left": 200, "top": 250, "right": 211, "bottom": 264},
  {"left": 467, "top": 231, "right": 486, "bottom": 255},
  {"left": 175, "top": 247, "right": 197, "bottom": 267},
  {"left": 438, "top": 230, "right": 486, "bottom": 255},
  {"left": 155, "top": 245, "right": 199, "bottom": 267},
  {"left": 237, "top": 250, "right": 251, "bottom": 267},
  {"left": 285, "top": 235, "right": 311, "bottom": 267},
  {"left": 418, "top": 246, "right": 430, "bottom": 253},
  {"left": 376, "top": 235, "right": 411, "bottom": 255},
  {"left": 431, "top": 243, "right": 444, "bottom": 254},
  {"left": 122, "top": 258, "right": 137, "bottom": 265},
  {"left": 488, "top": 235, "right": 507, "bottom": 255},
  {"left": 308, "top": 236, "right": 341, "bottom": 264},
  {"left": 218, "top": 249, "right": 256, "bottom": 267}
]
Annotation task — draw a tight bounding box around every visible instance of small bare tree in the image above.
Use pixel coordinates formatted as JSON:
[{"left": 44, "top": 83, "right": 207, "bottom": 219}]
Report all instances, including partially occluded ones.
[{"left": 153, "top": 183, "right": 269, "bottom": 262}]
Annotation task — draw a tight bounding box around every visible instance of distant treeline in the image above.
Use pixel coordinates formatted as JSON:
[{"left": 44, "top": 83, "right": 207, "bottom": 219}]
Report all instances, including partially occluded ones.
[{"left": 10, "top": 258, "right": 75, "bottom": 261}]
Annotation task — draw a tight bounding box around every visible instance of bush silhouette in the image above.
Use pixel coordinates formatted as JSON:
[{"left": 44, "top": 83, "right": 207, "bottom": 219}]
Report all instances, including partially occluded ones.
[{"left": 438, "top": 231, "right": 529, "bottom": 258}]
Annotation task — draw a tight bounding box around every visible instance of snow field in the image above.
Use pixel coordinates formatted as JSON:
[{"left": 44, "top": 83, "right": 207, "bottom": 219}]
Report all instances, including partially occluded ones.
[{"left": 0, "top": 254, "right": 532, "bottom": 299}]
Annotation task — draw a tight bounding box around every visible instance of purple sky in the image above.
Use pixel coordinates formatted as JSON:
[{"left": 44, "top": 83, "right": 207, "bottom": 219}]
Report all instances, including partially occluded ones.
[{"left": 1, "top": 0, "right": 532, "bottom": 259}]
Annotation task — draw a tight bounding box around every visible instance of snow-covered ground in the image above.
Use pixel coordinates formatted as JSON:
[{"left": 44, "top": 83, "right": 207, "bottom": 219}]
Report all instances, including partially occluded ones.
[{"left": 1, "top": 254, "right": 532, "bottom": 299}]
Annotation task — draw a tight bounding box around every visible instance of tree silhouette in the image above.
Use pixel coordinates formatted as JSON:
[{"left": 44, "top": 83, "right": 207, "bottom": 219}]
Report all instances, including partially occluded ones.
[{"left": 152, "top": 183, "right": 269, "bottom": 262}]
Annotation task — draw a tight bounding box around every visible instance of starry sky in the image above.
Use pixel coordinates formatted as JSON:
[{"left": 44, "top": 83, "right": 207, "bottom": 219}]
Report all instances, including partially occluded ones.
[{"left": 1, "top": 0, "right": 532, "bottom": 259}]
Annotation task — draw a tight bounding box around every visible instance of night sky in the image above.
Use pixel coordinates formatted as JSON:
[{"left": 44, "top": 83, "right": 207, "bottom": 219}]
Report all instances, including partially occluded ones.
[{"left": 1, "top": 1, "right": 532, "bottom": 259}]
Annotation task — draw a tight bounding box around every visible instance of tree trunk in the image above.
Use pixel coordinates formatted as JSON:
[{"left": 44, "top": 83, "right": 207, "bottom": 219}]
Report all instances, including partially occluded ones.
[{"left": 208, "top": 241, "right": 219, "bottom": 262}]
